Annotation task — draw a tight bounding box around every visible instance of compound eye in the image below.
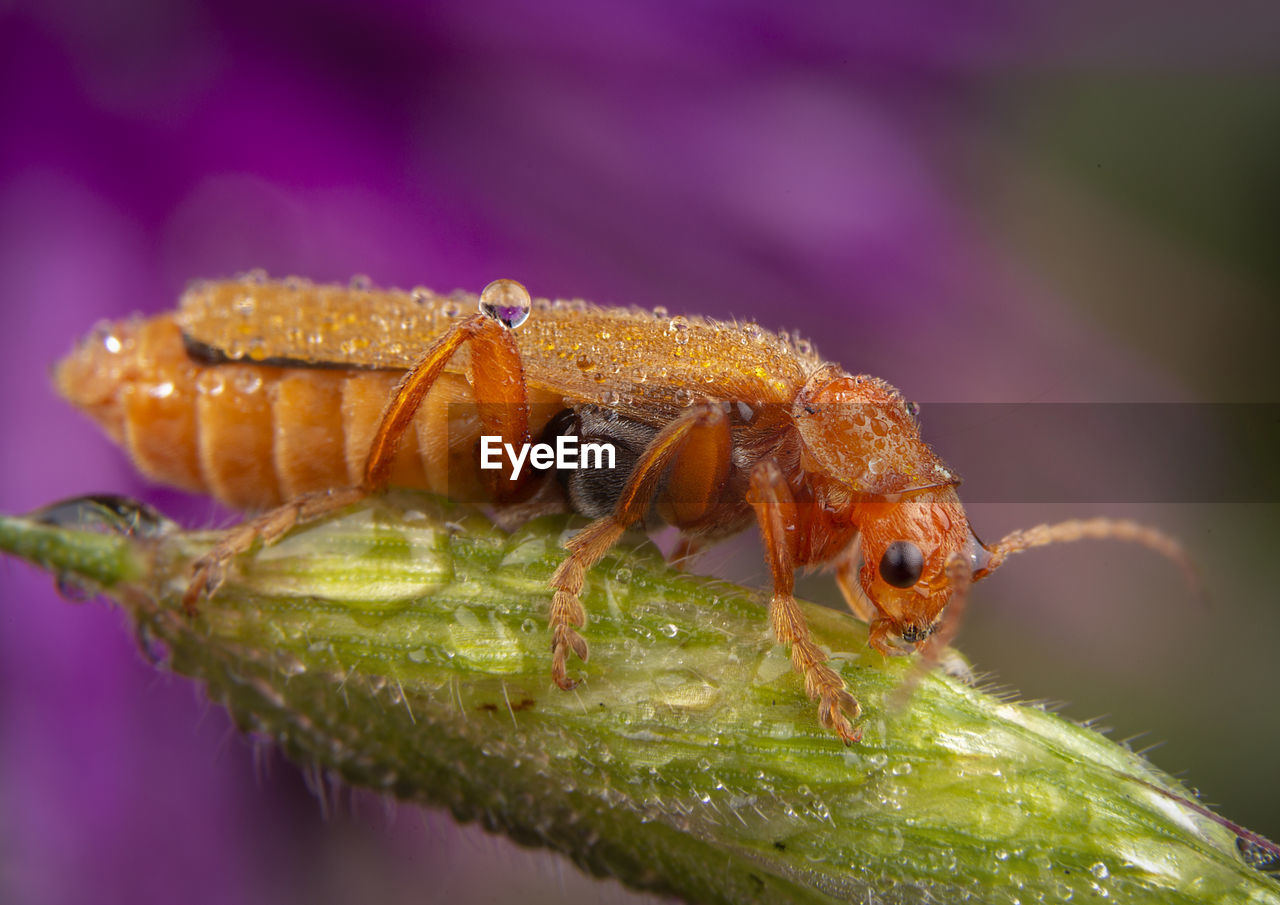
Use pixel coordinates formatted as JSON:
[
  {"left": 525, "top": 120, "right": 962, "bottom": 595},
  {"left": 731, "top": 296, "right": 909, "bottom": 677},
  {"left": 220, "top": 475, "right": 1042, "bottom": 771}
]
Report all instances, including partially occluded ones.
[{"left": 879, "top": 541, "right": 924, "bottom": 589}]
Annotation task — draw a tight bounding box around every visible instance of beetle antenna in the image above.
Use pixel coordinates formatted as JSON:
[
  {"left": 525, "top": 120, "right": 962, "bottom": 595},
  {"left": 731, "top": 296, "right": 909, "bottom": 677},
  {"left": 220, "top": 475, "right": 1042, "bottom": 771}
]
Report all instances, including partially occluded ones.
[{"left": 982, "top": 518, "right": 1206, "bottom": 605}]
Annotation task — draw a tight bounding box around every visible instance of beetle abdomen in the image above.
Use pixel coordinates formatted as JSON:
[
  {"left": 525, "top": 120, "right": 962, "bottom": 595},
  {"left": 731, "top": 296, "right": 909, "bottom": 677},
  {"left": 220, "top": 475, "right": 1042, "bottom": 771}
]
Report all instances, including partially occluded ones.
[{"left": 54, "top": 314, "right": 540, "bottom": 509}]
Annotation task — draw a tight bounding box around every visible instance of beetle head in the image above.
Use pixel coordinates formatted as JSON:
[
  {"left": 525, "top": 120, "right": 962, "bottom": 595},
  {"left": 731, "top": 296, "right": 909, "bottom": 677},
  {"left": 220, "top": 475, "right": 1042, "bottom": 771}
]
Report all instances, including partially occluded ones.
[{"left": 853, "top": 487, "right": 990, "bottom": 655}]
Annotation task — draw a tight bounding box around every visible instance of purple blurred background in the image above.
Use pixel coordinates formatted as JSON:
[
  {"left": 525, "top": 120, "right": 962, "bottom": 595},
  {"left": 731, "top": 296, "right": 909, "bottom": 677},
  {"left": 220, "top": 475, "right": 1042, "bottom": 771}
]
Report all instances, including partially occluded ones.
[{"left": 3, "top": 2, "right": 1279, "bottom": 903}]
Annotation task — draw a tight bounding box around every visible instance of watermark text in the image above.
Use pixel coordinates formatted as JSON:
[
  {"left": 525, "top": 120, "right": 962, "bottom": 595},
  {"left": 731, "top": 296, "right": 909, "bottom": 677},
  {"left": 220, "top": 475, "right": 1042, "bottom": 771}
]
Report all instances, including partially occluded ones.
[{"left": 479, "top": 435, "right": 615, "bottom": 480}]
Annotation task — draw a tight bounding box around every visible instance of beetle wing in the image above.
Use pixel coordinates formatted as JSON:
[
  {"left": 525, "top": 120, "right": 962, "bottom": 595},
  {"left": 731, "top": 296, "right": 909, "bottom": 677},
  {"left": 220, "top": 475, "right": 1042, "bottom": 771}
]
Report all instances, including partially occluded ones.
[{"left": 177, "top": 279, "right": 818, "bottom": 420}]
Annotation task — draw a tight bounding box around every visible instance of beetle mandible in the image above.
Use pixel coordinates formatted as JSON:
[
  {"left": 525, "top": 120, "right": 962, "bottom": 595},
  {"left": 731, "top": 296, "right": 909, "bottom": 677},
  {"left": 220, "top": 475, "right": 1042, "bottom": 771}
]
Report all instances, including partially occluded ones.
[{"left": 55, "top": 275, "right": 1194, "bottom": 743}]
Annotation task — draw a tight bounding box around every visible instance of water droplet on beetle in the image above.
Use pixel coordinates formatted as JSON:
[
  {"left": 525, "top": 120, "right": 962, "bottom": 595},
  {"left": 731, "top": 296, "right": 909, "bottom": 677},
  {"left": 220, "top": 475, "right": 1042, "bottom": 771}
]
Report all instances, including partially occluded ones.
[
  {"left": 478, "top": 278, "right": 532, "bottom": 329},
  {"left": 667, "top": 315, "right": 689, "bottom": 345},
  {"left": 348, "top": 273, "right": 373, "bottom": 291},
  {"left": 196, "top": 371, "right": 225, "bottom": 396}
]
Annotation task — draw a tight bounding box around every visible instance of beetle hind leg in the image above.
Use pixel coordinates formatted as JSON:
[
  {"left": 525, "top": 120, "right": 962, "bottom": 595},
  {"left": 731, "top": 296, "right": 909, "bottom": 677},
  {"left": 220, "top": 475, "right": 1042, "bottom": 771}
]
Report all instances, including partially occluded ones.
[
  {"left": 184, "top": 311, "right": 531, "bottom": 611},
  {"left": 183, "top": 486, "right": 367, "bottom": 610}
]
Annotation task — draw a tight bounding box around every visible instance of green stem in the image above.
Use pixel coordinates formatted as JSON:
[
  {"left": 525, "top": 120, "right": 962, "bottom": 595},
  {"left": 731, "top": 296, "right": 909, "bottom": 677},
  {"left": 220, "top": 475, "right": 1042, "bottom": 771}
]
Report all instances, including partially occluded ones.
[
  {"left": 4, "top": 492, "right": 1277, "bottom": 904},
  {"left": 0, "top": 514, "right": 138, "bottom": 588}
]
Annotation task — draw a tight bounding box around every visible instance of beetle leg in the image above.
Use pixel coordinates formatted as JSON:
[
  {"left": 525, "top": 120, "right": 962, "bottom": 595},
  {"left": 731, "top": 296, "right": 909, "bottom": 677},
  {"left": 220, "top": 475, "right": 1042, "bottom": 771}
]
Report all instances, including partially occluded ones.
[
  {"left": 833, "top": 535, "right": 879, "bottom": 624},
  {"left": 748, "top": 460, "right": 862, "bottom": 744},
  {"left": 658, "top": 403, "right": 734, "bottom": 571},
  {"left": 185, "top": 313, "right": 531, "bottom": 609},
  {"left": 362, "top": 313, "right": 530, "bottom": 499},
  {"left": 548, "top": 403, "right": 728, "bottom": 689},
  {"left": 183, "top": 485, "right": 367, "bottom": 609}
]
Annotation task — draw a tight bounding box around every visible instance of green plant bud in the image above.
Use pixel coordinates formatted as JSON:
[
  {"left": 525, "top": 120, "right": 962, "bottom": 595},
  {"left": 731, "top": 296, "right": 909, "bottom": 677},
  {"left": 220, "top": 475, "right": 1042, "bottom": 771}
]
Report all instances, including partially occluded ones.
[{"left": 2, "top": 491, "right": 1276, "bottom": 904}]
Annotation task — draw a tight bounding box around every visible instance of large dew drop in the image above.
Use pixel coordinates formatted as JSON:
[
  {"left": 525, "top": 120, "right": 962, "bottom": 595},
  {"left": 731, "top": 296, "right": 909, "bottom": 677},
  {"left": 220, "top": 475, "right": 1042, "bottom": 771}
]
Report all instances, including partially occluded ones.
[{"left": 478, "top": 278, "right": 532, "bottom": 330}]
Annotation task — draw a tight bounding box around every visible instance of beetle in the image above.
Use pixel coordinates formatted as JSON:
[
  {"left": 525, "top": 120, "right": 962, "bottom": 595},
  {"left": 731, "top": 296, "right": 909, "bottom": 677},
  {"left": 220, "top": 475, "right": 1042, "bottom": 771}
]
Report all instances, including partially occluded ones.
[{"left": 55, "top": 274, "right": 1195, "bottom": 743}]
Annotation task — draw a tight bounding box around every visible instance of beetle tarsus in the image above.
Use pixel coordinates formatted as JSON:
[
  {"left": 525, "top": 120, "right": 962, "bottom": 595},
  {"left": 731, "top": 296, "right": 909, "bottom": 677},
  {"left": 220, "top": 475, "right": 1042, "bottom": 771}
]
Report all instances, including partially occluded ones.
[
  {"left": 181, "top": 486, "right": 368, "bottom": 612},
  {"left": 550, "top": 622, "right": 589, "bottom": 690},
  {"left": 792, "top": 634, "right": 862, "bottom": 743},
  {"left": 818, "top": 686, "right": 863, "bottom": 745}
]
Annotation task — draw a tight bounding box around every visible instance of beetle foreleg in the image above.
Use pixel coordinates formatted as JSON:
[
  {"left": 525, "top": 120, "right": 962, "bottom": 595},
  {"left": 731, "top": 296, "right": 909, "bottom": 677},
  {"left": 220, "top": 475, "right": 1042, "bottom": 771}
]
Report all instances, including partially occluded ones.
[
  {"left": 834, "top": 536, "right": 879, "bottom": 624},
  {"left": 749, "top": 460, "right": 862, "bottom": 744}
]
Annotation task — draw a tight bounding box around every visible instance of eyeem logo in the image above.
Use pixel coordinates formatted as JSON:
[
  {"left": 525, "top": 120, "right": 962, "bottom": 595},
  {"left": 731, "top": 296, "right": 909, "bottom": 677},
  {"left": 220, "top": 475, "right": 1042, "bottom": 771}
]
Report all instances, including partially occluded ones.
[{"left": 479, "top": 435, "right": 616, "bottom": 480}]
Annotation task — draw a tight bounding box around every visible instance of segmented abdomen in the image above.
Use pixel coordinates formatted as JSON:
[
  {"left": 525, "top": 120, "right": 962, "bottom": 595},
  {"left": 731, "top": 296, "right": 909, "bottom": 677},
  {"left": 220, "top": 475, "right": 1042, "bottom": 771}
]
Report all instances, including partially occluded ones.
[{"left": 55, "top": 315, "right": 551, "bottom": 509}]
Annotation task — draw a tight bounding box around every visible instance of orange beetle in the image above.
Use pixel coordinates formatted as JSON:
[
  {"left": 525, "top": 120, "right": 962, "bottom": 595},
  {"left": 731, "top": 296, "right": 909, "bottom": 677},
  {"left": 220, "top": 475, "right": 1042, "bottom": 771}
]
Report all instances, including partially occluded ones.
[{"left": 56, "top": 275, "right": 1193, "bottom": 743}]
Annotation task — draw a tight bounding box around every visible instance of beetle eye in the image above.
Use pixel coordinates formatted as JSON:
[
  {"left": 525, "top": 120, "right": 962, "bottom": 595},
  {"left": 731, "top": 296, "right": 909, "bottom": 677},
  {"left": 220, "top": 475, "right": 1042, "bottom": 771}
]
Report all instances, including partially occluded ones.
[{"left": 878, "top": 541, "right": 924, "bottom": 588}]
